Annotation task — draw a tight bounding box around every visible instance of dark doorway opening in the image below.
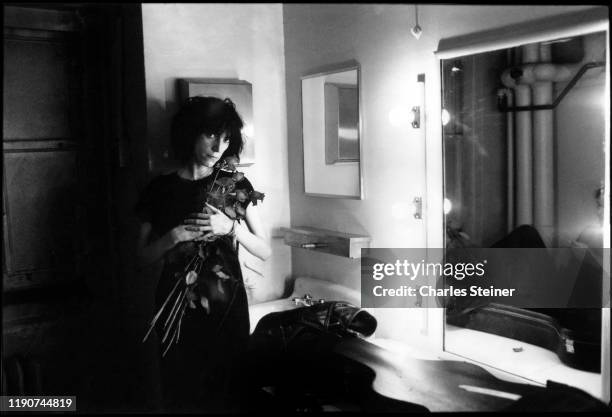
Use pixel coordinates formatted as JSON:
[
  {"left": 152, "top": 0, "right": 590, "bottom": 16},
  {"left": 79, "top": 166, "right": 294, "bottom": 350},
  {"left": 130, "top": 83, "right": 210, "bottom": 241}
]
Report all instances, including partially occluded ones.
[{"left": 3, "top": 3, "right": 150, "bottom": 412}]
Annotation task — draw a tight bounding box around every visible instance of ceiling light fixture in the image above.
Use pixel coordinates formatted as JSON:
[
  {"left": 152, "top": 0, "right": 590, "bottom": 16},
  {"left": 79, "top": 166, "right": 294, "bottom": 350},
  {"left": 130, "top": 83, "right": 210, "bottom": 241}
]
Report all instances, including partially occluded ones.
[{"left": 411, "top": 4, "right": 422, "bottom": 40}]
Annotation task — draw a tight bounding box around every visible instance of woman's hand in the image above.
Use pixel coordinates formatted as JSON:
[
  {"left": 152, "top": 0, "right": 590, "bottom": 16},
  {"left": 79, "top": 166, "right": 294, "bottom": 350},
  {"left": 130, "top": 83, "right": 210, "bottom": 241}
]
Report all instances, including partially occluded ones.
[
  {"left": 136, "top": 222, "right": 203, "bottom": 269},
  {"left": 183, "top": 203, "right": 234, "bottom": 239},
  {"left": 168, "top": 224, "right": 207, "bottom": 245}
]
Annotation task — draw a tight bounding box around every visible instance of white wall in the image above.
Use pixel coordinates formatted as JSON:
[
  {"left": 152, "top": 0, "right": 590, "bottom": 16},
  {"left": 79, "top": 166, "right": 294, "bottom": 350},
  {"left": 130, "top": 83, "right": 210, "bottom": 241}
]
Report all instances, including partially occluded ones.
[
  {"left": 141, "top": 4, "right": 291, "bottom": 303},
  {"left": 283, "top": 4, "right": 598, "bottom": 348}
]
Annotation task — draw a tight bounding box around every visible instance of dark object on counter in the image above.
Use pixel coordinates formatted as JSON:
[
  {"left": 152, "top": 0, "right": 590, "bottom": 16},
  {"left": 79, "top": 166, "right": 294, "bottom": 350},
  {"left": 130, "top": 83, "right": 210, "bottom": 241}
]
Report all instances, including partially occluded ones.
[
  {"left": 246, "top": 303, "right": 428, "bottom": 412},
  {"left": 252, "top": 301, "right": 377, "bottom": 352}
]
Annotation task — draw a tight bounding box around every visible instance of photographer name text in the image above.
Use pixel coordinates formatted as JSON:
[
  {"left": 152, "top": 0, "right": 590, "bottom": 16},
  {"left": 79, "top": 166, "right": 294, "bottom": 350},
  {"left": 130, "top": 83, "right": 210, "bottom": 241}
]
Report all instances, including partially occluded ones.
[{"left": 370, "top": 259, "right": 516, "bottom": 298}]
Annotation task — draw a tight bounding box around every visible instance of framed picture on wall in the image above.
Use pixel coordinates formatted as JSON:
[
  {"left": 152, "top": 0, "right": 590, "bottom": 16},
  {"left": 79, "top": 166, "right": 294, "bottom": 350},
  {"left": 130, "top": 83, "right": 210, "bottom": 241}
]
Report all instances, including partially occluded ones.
[{"left": 177, "top": 78, "right": 254, "bottom": 166}]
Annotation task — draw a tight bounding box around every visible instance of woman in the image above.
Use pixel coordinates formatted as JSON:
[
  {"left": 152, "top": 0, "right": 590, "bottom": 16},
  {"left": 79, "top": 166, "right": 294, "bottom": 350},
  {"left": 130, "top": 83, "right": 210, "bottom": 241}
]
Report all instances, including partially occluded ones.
[{"left": 135, "top": 96, "right": 271, "bottom": 412}]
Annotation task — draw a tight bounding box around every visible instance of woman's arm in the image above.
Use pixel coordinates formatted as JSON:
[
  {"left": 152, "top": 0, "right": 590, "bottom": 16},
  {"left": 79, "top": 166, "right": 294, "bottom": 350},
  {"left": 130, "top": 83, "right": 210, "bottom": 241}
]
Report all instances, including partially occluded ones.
[
  {"left": 136, "top": 221, "right": 208, "bottom": 268},
  {"left": 236, "top": 202, "right": 272, "bottom": 261}
]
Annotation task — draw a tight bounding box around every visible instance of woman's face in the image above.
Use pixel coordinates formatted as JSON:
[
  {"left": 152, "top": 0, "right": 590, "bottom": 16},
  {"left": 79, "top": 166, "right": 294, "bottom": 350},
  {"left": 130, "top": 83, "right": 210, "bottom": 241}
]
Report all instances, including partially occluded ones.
[{"left": 193, "top": 132, "right": 230, "bottom": 167}]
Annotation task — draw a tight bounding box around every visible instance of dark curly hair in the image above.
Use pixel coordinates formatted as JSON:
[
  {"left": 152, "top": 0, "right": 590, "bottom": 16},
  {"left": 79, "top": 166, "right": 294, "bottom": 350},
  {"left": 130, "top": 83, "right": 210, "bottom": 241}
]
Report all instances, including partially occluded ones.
[{"left": 170, "top": 96, "right": 245, "bottom": 164}]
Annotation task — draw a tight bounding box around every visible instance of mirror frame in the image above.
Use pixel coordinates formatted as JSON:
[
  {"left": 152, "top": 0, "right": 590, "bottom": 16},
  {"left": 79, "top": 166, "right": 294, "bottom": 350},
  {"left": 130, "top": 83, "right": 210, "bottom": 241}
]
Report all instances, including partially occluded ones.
[{"left": 300, "top": 59, "right": 364, "bottom": 199}]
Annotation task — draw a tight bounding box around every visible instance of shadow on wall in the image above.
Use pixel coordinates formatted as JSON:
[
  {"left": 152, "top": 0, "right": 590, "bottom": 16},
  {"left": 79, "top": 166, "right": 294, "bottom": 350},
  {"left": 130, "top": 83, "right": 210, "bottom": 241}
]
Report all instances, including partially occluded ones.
[{"left": 145, "top": 97, "right": 177, "bottom": 174}]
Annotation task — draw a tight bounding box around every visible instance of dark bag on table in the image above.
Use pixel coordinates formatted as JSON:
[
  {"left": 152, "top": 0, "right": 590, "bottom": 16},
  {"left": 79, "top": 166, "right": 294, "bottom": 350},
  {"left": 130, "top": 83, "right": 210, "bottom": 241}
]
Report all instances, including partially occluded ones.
[{"left": 252, "top": 301, "right": 377, "bottom": 353}]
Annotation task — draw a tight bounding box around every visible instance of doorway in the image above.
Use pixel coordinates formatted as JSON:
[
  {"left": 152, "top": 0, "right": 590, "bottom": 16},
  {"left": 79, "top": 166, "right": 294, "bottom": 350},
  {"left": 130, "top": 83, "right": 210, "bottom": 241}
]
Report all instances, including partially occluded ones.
[{"left": 3, "top": 4, "right": 147, "bottom": 410}]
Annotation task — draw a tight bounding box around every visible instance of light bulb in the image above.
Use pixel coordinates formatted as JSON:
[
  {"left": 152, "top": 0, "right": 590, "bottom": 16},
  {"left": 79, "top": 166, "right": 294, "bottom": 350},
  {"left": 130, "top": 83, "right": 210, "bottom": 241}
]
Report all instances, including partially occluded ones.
[
  {"left": 443, "top": 198, "right": 452, "bottom": 215},
  {"left": 441, "top": 108, "right": 451, "bottom": 126}
]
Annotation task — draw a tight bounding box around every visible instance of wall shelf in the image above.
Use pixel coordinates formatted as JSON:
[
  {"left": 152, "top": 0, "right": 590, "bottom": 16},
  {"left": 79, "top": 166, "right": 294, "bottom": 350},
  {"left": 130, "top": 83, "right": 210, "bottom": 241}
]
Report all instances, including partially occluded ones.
[{"left": 281, "top": 226, "right": 371, "bottom": 259}]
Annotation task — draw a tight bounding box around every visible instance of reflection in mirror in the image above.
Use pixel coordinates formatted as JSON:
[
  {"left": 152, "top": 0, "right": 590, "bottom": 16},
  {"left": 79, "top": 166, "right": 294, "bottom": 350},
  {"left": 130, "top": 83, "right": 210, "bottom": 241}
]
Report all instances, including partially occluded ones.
[
  {"left": 325, "top": 83, "right": 359, "bottom": 163},
  {"left": 442, "top": 32, "right": 607, "bottom": 390},
  {"left": 302, "top": 63, "right": 362, "bottom": 198}
]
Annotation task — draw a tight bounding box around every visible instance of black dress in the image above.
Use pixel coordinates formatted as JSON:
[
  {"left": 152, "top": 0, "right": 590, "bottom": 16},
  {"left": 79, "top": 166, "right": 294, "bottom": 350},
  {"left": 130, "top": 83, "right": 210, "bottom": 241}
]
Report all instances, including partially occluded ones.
[{"left": 135, "top": 169, "right": 253, "bottom": 412}]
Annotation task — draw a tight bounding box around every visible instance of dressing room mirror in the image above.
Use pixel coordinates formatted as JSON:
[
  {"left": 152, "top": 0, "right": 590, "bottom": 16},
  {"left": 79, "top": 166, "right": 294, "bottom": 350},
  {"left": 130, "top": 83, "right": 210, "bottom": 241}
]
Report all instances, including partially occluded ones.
[
  {"left": 301, "top": 61, "right": 362, "bottom": 198},
  {"left": 440, "top": 18, "right": 608, "bottom": 395}
]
